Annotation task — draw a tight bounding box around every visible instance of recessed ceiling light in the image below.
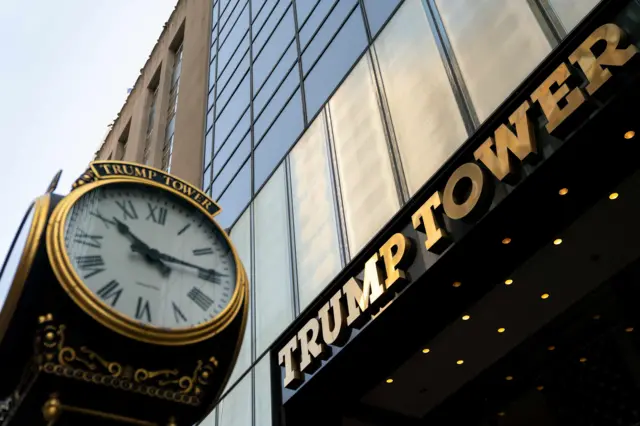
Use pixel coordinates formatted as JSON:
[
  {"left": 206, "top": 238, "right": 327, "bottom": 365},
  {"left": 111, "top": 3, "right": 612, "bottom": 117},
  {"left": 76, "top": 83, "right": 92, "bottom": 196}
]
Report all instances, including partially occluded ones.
[
  {"left": 422, "top": 348, "right": 430, "bottom": 354},
  {"left": 498, "top": 327, "right": 506, "bottom": 333},
  {"left": 452, "top": 281, "right": 461, "bottom": 288},
  {"left": 548, "top": 345, "right": 556, "bottom": 351},
  {"left": 559, "top": 187, "right": 569, "bottom": 196},
  {"left": 626, "top": 327, "right": 634, "bottom": 333},
  {"left": 456, "top": 359, "right": 464, "bottom": 365},
  {"left": 505, "top": 278, "right": 513, "bottom": 285},
  {"left": 537, "top": 385, "right": 545, "bottom": 391},
  {"left": 580, "top": 357, "right": 587, "bottom": 363},
  {"left": 502, "top": 237, "right": 512, "bottom": 245},
  {"left": 498, "top": 412, "right": 506, "bottom": 417},
  {"left": 462, "top": 314, "right": 470, "bottom": 321},
  {"left": 541, "top": 293, "right": 550, "bottom": 300},
  {"left": 553, "top": 238, "right": 563, "bottom": 245},
  {"left": 506, "top": 376, "right": 513, "bottom": 381},
  {"left": 386, "top": 378, "right": 394, "bottom": 384},
  {"left": 609, "top": 192, "right": 619, "bottom": 200},
  {"left": 624, "top": 130, "right": 635, "bottom": 139}
]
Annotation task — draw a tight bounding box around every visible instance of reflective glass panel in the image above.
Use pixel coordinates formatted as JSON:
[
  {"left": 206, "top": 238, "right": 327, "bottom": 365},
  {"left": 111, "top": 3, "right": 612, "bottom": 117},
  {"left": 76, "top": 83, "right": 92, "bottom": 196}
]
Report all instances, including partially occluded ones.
[
  {"left": 329, "top": 55, "right": 399, "bottom": 258},
  {"left": 434, "top": 0, "right": 551, "bottom": 121},
  {"left": 254, "top": 66, "right": 299, "bottom": 140},
  {"left": 304, "top": 6, "right": 367, "bottom": 120},
  {"left": 254, "top": 165, "right": 294, "bottom": 353},
  {"left": 213, "top": 134, "right": 251, "bottom": 196},
  {"left": 215, "top": 160, "right": 251, "bottom": 229},
  {"left": 549, "top": 0, "right": 600, "bottom": 31},
  {"left": 375, "top": 0, "right": 467, "bottom": 195},
  {"left": 254, "top": 356, "right": 272, "bottom": 426},
  {"left": 254, "top": 41, "right": 297, "bottom": 113},
  {"left": 218, "top": 374, "right": 252, "bottom": 426},
  {"left": 290, "top": 112, "right": 342, "bottom": 310},
  {"left": 363, "top": 0, "right": 401, "bottom": 37}
]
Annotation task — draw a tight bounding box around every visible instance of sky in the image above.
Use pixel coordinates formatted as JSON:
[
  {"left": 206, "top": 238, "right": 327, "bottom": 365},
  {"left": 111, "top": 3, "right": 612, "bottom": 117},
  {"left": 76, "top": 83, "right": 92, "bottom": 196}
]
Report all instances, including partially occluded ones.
[{"left": 0, "top": 0, "right": 178, "bottom": 261}]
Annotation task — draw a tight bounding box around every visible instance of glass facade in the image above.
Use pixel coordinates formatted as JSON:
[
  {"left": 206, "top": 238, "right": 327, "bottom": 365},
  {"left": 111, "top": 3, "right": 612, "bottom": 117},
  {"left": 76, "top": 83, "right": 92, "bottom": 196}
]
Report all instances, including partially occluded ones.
[{"left": 201, "top": 0, "right": 600, "bottom": 424}]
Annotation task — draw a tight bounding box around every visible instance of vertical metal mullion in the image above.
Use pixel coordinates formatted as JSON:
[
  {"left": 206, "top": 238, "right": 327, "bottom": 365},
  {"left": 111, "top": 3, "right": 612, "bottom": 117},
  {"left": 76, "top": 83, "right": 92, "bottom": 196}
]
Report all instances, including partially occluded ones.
[
  {"left": 249, "top": 0, "right": 256, "bottom": 199},
  {"left": 284, "top": 157, "right": 301, "bottom": 317},
  {"left": 291, "top": 0, "right": 309, "bottom": 126},
  {"left": 324, "top": 106, "right": 351, "bottom": 265},
  {"left": 527, "top": 0, "right": 566, "bottom": 47},
  {"left": 422, "top": 0, "right": 479, "bottom": 134},
  {"left": 211, "top": 1, "right": 222, "bottom": 183}
]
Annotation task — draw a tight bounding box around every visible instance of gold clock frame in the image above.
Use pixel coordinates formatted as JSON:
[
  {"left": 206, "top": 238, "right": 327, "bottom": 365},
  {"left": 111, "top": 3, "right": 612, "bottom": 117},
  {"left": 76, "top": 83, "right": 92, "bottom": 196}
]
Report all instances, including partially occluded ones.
[
  {"left": 0, "top": 195, "right": 51, "bottom": 346},
  {"left": 46, "top": 178, "right": 246, "bottom": 346}
]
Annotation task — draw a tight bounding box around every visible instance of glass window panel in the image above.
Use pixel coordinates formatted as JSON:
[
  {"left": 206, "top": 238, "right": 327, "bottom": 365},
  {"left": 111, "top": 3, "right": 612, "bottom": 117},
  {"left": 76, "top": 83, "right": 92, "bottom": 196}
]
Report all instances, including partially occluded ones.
[
  {"left": 254, "top": 41, "right": 297, "bottom": 112},
  {"left": 218, "top": 54, "right": 250, "bottom": 107},
  {"left": 205, "top": 128, "right": 214, "bottom": 163},
  {"left": 329, "top": 55, "right": 400, "bottom": 258},
  {"left": 218, "top": 374, "right": 252, "bottom": 426},
  {"left": 215, "top": 160, "right": 251, "bottom": 229},
  {"left": 254, "top": 90, "right": 303, "bottom": 189},
  {"left": 215, "top": 74, "right": 250, "bottom": 140},
  {"left": 254, "top": 67, "right": 299, "bottom": 139},
  {"left": 221, "top": 0, "right": 247, "bottom": 41},
  {"left": 213, "top": 135, "right": 251, "bottom": 194},
  {"left": 226, "top": 209, "right": 252, "bottom": 388},
  {"left": 301, "top": 0, "right": 357, "bottom": 73},
  {"left": 207, "top": 107, "right": 214, "bottom": 129},
  {"left": 215, "top": 107, "right": 250, "bottom": 157},
  {"left": 296, "top": 0, "right": 318, "bottom": 26},
  {"left": 375, "top": 0, "right": 467, "bottom": 195},
  {"left": 254, "top": 357, "right": 272, "bottom": 426},
  {"left": 253, "top": 8, "right": 295, "bottom": 89},
  {"left": 290, "top": 112, "right": 342, "bottom": 310},
  {"left": 219, "top": 31, "right": 249, "bottom": 75},
  {"left": 219, "top": 36, "right": 250, "bottom": 88},
  {"left": 251, "top": 0, "right": 267, "bottom": 20},
  {"left": 304, "top": 6, "right": 367, "bottom": 120},
  {"left": 252, "top": 0, "right": 276, "bottom": 32},
  {"left": 254, "top": 165, "right": 293, "bottom": 354},
  {"left": 209, "top": 55, "right": 217, "bottom": 91},
  {"left": 203, "top": 163, "right": 213, "bottom": 191},
  {"left": 299, "top": 0, "right": 334, "bottom": 46},
  {"left": 253, "top": 0, "right": 290, "bottom": 52},
  {"left": 363, "top": 0, "right": 400, "bottom": 37},
  {"left": 208, "top": 88, "right": 215, "bottom": 111},
  {"left": 202, "top": 407, "right": 217, "bottom": 426},
  {"left": 434, "top": 0, "right": 551, "bottom": 121},
  {"left": 549, "top": 0, "right": 600, "bottom": 32}
]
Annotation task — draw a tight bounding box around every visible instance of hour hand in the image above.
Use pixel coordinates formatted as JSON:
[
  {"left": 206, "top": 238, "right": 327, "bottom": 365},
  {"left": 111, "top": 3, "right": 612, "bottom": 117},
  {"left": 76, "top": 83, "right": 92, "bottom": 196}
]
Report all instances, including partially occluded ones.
[
  {"left": 153, "top": 253, "right": 226, "bottom": 283},
  {"left": 113, "top": 217, "right": 147, "bottom": 248}
]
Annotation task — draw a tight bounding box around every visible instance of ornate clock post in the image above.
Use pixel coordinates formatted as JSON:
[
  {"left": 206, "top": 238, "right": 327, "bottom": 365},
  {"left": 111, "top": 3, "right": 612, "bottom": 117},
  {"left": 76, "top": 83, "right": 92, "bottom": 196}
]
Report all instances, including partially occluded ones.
[{"left": 0, "top": 161, "right": 249, "bottom": 425}]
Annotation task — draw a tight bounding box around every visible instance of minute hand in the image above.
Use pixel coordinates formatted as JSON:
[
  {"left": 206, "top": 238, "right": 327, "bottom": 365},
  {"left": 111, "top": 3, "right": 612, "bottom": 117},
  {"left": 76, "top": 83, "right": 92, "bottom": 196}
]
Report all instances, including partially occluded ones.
[{"left": 155, "top": 253, "right": 226, "bottom": 279}]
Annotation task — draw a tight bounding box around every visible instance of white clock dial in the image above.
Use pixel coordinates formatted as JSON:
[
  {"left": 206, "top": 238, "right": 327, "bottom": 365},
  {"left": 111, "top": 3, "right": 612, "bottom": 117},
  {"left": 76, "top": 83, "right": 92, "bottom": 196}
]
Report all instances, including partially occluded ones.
[
  {"left": 0, "top": 205, "right": 35, "bottom": 314},
  {"left": 62, "top": 183, "right": 237, "bottom": 330}
]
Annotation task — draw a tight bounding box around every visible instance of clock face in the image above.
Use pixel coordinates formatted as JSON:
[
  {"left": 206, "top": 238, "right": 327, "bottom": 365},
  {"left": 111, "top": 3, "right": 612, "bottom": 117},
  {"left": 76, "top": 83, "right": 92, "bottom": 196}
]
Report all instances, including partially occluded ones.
[
  {"left": 62, "top": 183, "right": 238, "bottom": 330},
  {"left": 0, "top": 205, "right": 35, "bottom": 314}
]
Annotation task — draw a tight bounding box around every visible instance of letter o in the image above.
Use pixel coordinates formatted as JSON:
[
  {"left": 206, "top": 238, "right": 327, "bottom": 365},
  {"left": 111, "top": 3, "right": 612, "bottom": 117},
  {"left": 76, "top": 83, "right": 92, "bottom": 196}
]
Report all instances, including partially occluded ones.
[
  {"left": 172, "top": 180, "right": 184, "bottom": 192},
  {"left": 442, "top": 162, "right": 489, "bottom": 220}
]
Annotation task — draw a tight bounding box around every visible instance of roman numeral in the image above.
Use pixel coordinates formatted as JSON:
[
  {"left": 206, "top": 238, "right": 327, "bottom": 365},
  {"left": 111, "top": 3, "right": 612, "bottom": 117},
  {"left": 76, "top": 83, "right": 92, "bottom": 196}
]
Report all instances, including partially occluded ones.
[
  {"left": 76, "top": 255, "right": 105, "bottom": 279},
  {"left": 187, "top": 287, "right": 214, "bottom": 311},
  {"left": 74, "top": 229, "right": 103, "bottom": 248},
  {"left": 96, "top": 280, "right": 123, "bottom": 307},
  {"left": 172, "top": 302, "right": 187, "bottom": 323},
  {"left": 192, "top": 247, "right": 213, "bottom": 256},
  {"left": 198, "top": 269, "right": 223, "bottom": 284},
  {"left": 90, "top": 211, "right": 115, "bottom": 229},
  {"left": 146, "top": 203, "right": 167, "bottom": 225},
  {"left": 177, "top": 223, "right": 191, "bottom": 236},
  {"left": 115, "top": 200, "right": 138, "bottom": 220},
  {"left": 135, "top": 297, "right": 152, "bottom": 323}
]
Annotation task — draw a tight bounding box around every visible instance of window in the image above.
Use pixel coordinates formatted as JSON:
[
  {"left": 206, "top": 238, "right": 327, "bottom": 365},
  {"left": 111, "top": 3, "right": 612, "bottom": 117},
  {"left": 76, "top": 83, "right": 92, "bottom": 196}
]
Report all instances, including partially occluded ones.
[
  {"left": 215, "top": 160, "right": 251, "bottom": 229},
  {"left": 299, "top": 0, "right": 335, "bottom": 46},
  {"left": 296, "top": 0, "right": 318, "bottom": 26},
  {"left": 226, "top": 209, "right": 252, "bottom": 388},
  {"left": 329, "top": 54, "right": 400, "bottom": 258},
  {"left": 162, "top": 43, "right": 184, "bottom": 172},
  {"left": 204, "top": 129, "right": 214, "bottom": 168},
  {"left": 253, "top": 41, "right": 297, "bottom": 113},
  {"left": 254, "top": 66, "right": 299, "bottom": 140},
  {"left": 254, "top": 89, "right": 303, "bottom": 190},
  {"left": 213, "top": 134, "right": 251, "bottom": 199},
  {"left": 146, "top": 86, "right": 158, "bottom": 136},
  {"left": 434, "top": 0, "right": 551, "bottom": 121},
  {"left": 375, "top": 0, "right": 467, "bottom": 195},
  {"left": 252, "top": 0, "right": 290, "bottom": 53},
  {"left": 254, "top": 165, "right": 294, "bottom": 353},
  {"left": 252, "top": 7, "right": 295, "bottom": 90},
  {"left": 254, "top": 357, "right": 272, "bottom": 426},
  {"left": 363, "top": 0, "right": 401, "bottom": 37},
  {"left": 215, "top": 108, "right": 250, "bottom": 158},
  {"left": 548, "top": 0, "right": 600, "bottom": 32},
  {"left": 221, "top": 0, "right": 249, "bottom": 44},
  {"left": 303, "top": 6, "right": 367, "bottom": 120},
  {"left": 215, "top": 75, "right": 250, "bottom": 144},
  {"left": 116, "top": 122, "right": 130, "bottom": 161},
  {"left": 218, "top": 374, "right": 252, "bottom": 426},
  {"left": 289, "top": 112, "right": 342, "bottom": 309}
]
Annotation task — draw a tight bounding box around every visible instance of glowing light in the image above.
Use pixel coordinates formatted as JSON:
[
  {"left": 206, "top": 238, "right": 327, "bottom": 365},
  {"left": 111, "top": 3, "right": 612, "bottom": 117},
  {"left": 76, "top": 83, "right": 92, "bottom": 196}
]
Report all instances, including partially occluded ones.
[
  {"left": 386, "top": 378, "right": 393, "bottom": 384},
  {"left": 452, "top": 281, "right": 462, "bottom": 288},
  {"left": 559, "top": 187, "right": 569, "bottom": 196},
  {"left": 462, "top": 314, "right": 470, "bottom": 321},
  {"left": 422, "top": 348, "right": 430, "bottom": 354},
  {"left": 504, "top": 279, "right": 513, "bottom": 286},
  {"left": 541, "top": 293, "right": 550, "bottom": 300},
  {"left": 498, "top": 327, "right": 506, "bottom": 334},
  {"left": 502, "top": 237, "right": 512, "bottom": 245},
  {"left": 553, "top": 238, "right": 563, "bottom": 245},
  {"left": 609, "top": 192, "right": 619, "bottom": 200},
  {"left": 456, "top": 360, "right": 464, "bottom": 365},
  {"left": 624, "top": 130, "right": 635, "bottom": 140}
]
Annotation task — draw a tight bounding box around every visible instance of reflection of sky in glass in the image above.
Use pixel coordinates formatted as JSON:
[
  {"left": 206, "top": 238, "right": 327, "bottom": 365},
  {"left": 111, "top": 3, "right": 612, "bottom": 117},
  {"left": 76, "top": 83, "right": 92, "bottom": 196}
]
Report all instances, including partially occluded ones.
[{"left": 549, "top": 0, "right": 601, "bottom": 31}]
